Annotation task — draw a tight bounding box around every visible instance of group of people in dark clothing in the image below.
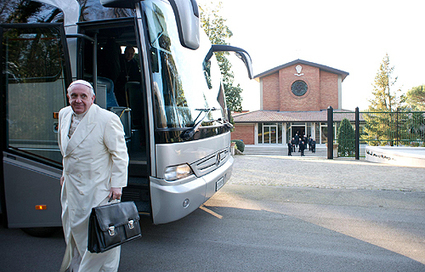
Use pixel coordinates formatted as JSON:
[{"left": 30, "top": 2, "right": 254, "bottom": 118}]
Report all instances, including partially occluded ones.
[{"left": 287, "top": 133, "right": 316, "bottom": 156}]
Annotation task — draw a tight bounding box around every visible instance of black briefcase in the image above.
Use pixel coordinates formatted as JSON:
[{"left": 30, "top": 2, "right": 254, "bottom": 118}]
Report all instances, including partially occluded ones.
[{"left": 88, "top": 201, "right": 142, "bottom": 253}]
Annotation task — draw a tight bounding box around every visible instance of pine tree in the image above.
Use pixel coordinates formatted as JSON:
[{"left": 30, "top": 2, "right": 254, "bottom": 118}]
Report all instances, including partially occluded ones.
[
  {"left": 363, "top": 54, "right": 407, "bottom": 146},
  {"left": 405, "top": 85, "right": 425, "bottom": 145},
  {"left": 406, "top": 85, "right": 425, "bottom": 111},
  {"left": 199, "top": 1, "right": 243, "bottom": 112},
  {"left": 337, "top": 118, "right": 355, "bottom": 156}
]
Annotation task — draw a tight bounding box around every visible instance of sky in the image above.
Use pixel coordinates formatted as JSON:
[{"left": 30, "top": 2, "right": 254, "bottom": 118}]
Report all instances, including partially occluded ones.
[{"left": 198, "top": 0, "right": 425, "bottom": 111}]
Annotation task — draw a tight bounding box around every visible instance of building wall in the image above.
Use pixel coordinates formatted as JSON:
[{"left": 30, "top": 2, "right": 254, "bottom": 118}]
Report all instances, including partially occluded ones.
[
  {"left": 319, "top": 70, "right": 339, "bottom": 109},
  {"left": 261, "top": 63, "right": 340, "bottom": 112},
  {"left": 261, "top": 73, "right": 280, "bottom": 111},
  {"left": 231, "top": 123, "right": 256, "bottom": 145},
  {"left": 279, "top": 65, "right": 321, "bottom": 111}
]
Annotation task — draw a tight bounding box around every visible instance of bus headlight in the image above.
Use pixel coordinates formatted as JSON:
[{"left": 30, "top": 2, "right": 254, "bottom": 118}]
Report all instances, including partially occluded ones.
[{"left": 164, "top": 164, "right": 193, "bottom": 181}]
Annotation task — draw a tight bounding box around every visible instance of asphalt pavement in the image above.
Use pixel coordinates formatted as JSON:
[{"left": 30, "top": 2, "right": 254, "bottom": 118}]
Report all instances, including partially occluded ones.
[
  {"left": 0, "top": 154, "right": 424, "bottom": 271},
  {"left": 204, "top": 154, "right": 425, "bottom": 267}
]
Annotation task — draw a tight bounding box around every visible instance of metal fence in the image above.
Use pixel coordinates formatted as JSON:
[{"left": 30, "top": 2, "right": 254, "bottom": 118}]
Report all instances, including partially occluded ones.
[
  {"left": 327, "top": 107, "right": 425, "bottom": 159},
  {"left": 361, "top": 111, "right": 425, "bottom": 146}
]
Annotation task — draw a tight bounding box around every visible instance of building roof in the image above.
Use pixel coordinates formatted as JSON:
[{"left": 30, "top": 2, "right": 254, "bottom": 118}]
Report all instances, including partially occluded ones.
[
  {"left": 233, "top": 110, "right": 364, "bottom": 123},
  {"left": 254, "top": 59, "right": 349, "bottom": 82}
]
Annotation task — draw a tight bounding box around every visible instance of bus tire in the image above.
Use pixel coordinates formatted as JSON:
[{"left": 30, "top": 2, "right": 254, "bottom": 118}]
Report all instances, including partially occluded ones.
[{"left": 21, "top": 227, "right": 60, "bottom": 237}]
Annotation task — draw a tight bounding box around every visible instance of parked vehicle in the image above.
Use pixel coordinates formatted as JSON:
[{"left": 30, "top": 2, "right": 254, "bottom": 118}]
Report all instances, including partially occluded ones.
[{"left": 0, "top": 0, "right": 252, "bottom": 235}]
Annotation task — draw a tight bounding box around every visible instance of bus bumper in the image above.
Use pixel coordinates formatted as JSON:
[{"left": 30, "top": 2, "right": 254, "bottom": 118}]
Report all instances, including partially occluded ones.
[{"left": 150, "top": 156, "right": 233, "bottom": 224}]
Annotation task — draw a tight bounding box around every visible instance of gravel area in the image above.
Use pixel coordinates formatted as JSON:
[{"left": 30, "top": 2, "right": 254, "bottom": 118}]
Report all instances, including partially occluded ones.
[{"left": 229, "top": 155, "right": 425, "bottom": 192}]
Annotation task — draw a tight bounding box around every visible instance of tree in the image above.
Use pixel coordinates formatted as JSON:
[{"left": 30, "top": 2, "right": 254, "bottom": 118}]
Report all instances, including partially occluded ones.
[
  {"left": 337, "top": 118, "right": 355, "bottom": 156},
  {"left": 363, "top": 54, "right": 407, "bottom": 145},
  {"left": 368, "top": 53, "right": 406, "bottom": 113},
  {"left": 406, "top": 85, "right": 425, "bottom": 111},
  {"left": 407, "top": 112, "right": 425, "bottom": 144},
  {"left": 199, "top": 1, "right": 243, "bottom": 112},
  {"left": 402, "top": 85, "right": 425, "bottom": 145}
]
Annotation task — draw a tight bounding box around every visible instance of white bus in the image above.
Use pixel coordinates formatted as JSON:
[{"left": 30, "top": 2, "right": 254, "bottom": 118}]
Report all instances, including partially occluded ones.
[{"left": 0, "top": 0, "right": 252, "bottom": 235}]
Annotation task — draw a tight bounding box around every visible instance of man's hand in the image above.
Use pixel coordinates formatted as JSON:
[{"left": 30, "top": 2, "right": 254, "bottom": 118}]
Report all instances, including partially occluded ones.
[
  {"left": 108, "top": 187, "right": 122, "bottom": 201},
  {"left": 60, "top": 176, "right": 64, "bottom": 186}
]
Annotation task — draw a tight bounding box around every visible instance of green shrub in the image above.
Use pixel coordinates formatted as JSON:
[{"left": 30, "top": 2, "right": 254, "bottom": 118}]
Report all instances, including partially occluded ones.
[
  {"left": 337, "top": 118, "right": 355, "bottom": 157},
  {"left": 232, "top": 140, "right": 245, "bottom": 153}
]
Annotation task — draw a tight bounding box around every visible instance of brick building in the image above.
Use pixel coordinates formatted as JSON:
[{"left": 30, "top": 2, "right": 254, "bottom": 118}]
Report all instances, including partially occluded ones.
[{"left": 231, "top": 59, "right": 352, "bottom": 145}]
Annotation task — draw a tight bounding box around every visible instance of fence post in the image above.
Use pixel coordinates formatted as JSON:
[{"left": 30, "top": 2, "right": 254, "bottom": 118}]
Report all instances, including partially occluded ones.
[
  {"left": 355, "top": 107, "right": 359, "bottom": 160},
  {"left": 396, "top": 108, "right": 399, "bottom": 146},
  {"left": 327, "top": 106, "right": 333, "bottom": 159}
]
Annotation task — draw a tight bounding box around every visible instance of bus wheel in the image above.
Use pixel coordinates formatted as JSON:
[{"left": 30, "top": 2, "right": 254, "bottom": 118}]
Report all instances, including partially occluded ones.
[{"left": 21, "top": 227, "right": 60, "bottom": 237}]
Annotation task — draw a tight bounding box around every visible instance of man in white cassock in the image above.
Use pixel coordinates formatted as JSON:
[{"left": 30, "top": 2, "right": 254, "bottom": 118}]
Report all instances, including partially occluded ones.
[{"left": 58, "top": 80, "right": 128, "bottom": 271}]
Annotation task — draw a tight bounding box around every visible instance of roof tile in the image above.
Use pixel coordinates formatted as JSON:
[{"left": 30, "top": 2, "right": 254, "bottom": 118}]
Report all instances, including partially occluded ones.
[{"left": 233, "top": 110, "right": 364, "bottom": 123}]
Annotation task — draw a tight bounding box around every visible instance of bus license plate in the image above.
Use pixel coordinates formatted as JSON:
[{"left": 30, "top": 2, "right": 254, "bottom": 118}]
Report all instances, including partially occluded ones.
[{"left": 216, "top": 177, "right": 225, "bottom": 191}]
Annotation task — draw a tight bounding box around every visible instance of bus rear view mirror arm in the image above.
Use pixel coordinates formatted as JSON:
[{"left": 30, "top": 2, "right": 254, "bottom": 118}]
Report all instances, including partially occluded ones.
[{"left": 204, "top": 45, "right": 254, "bottom": 79}]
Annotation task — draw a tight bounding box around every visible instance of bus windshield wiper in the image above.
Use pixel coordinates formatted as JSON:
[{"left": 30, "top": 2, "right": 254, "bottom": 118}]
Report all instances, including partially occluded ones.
[
  {"left": 213, "top": 117, "right": 234, "bottom": 130},
  {"left": 180, "top": 107, "right": 218, "bottom": 140}
]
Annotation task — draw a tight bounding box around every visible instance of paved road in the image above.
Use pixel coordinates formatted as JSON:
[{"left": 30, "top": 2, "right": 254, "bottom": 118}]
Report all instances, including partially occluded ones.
[
  {"left": 209, "top": 155, "right": 425, "bottom": 268},
  {"left": 229, "top": 154, "right": 425, "bottom": 191},
  {"left": 0, "top": 155, "right": 424, "bottom": 271},
  {"left": 204, "top": 186, "right": 425, "bottom": 271}
]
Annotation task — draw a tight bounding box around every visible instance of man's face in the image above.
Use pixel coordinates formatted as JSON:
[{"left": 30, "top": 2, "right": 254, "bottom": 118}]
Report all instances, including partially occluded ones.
[
  {"left": 124, "top": 48, "right": 135, "bottom": 61},
  {"left": 67, "top": 84, "right": 95, "bottom": 114}
]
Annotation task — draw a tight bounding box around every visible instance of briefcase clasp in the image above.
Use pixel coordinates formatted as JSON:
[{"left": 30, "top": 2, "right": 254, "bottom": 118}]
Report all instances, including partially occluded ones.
[
  {"left": 128, "top": 220, "right": 134, "bottom": 230},
  {"left": 108, "top": 226, "right": 115, "bottom": 236}
]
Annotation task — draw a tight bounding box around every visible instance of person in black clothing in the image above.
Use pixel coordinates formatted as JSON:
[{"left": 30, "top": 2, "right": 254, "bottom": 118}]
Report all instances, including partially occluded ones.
[
  {"left": 302, "top": 135, "right": 307, "bottom": 149},
  {"left": 308, "top": 136, "right": 313, "bottom": 151},
  {"left": 291, "top": 137, "right": 296, "bottom": 152},
  {"left": 295, "top": 133, "right": 299, "bottom": 151},
  {"left": 287, "top": 142, "right": 292, "bottom": 156},
  {"left": 115, "top": 46, "right": 141, "bottom": 106},
  {"left": 299, "top": 141, "right": 305, "bottom": 156},
  {"left": 311, "top": 139, "right": 316, "bottom": 153}
]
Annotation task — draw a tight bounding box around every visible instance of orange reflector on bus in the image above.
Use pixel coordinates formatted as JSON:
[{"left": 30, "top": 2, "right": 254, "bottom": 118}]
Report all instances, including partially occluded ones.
[{"left": 35, "top": 205, "right": 47, "bottom": 210}]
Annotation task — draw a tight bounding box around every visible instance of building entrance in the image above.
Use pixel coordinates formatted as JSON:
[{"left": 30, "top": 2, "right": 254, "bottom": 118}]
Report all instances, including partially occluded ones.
[{"left": 292, "top": 126, "right": 305, "bottom": 139}]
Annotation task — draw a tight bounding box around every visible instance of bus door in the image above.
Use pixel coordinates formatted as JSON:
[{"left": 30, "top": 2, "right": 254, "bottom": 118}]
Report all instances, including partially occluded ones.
[
  {"left": 76, "top": 18, "right": 151, "bottom": 215},
  {"left": 0, "top": 23, "right": 71, "bottom": 228}
]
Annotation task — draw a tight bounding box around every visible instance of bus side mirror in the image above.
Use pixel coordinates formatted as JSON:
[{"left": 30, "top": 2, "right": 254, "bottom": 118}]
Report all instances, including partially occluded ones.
[
  {"left": 204, "top": 45, "right": 254, "bottom": 79},
  {"left": 235, "top": 51, "right": 254, "bottom": 80},
  {"left": 168, "top": 0, "right": 200, "bottom": 50}
]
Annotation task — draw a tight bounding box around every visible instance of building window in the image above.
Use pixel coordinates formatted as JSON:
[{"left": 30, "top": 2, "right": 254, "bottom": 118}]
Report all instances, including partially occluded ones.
[
  {"left": 320, "top": 122, "right": 337, "bottom": 144},
  {"left": 291, "top": 80, "right": 308, "bottom": 96},
  {"left": 258, "top": 122, "right": 282, "bottom": 144}
]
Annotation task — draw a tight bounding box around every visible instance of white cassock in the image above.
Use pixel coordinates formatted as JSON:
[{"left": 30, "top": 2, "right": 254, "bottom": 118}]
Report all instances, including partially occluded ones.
[{"left": 58, "top": 104, "right": 128, "bottom": 272}]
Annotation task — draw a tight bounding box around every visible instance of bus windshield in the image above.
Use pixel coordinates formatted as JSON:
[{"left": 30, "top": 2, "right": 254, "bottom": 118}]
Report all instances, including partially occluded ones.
[{"left": 143, "top": 0, "right": 224, "bottom": 133}]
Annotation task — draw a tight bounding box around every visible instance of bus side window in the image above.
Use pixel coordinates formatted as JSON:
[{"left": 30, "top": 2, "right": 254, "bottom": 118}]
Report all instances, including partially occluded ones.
[{"left": 2, "top": 25, "right": 69, "bottom": 164}]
